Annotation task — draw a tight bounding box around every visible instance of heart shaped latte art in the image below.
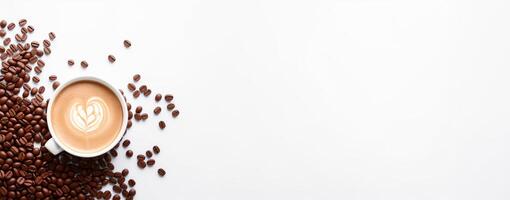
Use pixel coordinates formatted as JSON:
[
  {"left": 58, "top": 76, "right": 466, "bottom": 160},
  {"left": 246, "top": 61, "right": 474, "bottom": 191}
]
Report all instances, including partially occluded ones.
[{"left": 69, "top": 97, "right": 107, "bottom": 133}]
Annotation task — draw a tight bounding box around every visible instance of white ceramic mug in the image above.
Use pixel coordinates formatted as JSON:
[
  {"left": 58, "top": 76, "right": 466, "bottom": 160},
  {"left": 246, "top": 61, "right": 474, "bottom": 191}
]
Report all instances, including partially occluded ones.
[{"left": 44, "top": 76, "right": 128, "bottom": 157}]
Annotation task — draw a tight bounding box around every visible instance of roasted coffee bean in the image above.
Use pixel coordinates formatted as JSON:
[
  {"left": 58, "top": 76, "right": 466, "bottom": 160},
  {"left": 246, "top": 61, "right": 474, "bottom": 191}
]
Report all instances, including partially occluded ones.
[
  {"left": 172, "top": 110, "right": 180, "bottom": 118},
  {"left": 153, "top": 145, "right": 161, "bottom": 154},
  {"left": 135, "top": 106, "right": 142, "bottom": 113},
  {"left": 38, "top": 86, "right": 45, "bottom": 94},
  {"left": 126, "top": 150, "right": 133, "bottom": 158},
  {"left": 154, "top": 106, "right": 162, "bottom": 115},
  {"left": 67, "top": 59, "right": 74, "bottom": 66},
  {"left": 37, "top": 60, "right": 45, "bottom": 67},
  {"left": 48, "top": 32, "right": 56, "bottom": 40},
  {"left": 27, "top": 25, "right": 34, "bottom": 33},
  {"left": 139, "top": 85, "right": 147, "bottom": 93},
  {"left": 7, "top": 23, "right": 15, "bottom": 30},
  {"left": 165, "top": 94, "right": 173, "bottom": 102},
  {"left": 122, "top": 169, "right": 129, "bottom": 177},
  {"left": 141, "top": 113, "right": 148, "bottom": 120},
  {"left": 80, "top": 60, "right": 88, "bottom": 68},
  {"left": 146, "top": 159, "right": 156, "bottom": 166},
  {"left": 158, "top": 168, "right": 166, "bottom": 177},
  {"left": 43, "top": 39, "right": 51, "bottom": 47},
  {"left": 146, "top": 150, "right": 153, "bottom": 158},
  {"left": 34, "top": 66, "right": 42, "bottom": 74},
  {"left": 43, "top": 47, "right": 51, "bottom": 55},
  {"left": 124, "top": 40, "right": 131, "bottom": 48},
  {"left": 108, "top": 54, "right": 116, "bottom": 63},
  {"left": 133, "top": 90, "right": 140, "bottom": 98},
  {"left": 113, "top": 185, "right": 122, "bottom": 193},
  {"left": 137, "top": 160, "right": 146, "bottom": 168},
  {"left": 128, "top": 189, "right": 136, "bottom": 197},
  {"left": 0, "top": 20, "right": 6, "bottom": 28},
  {"left": 52, "top": 81, "right": 60, "bottom": 90},
  {"left": 104, "top": 191, "right": 112, "bottom": 199},
  {"left": 144, "top": 89, "right": 152, "bottom": 96},
  {"left": 127, "top": 83, "right": 135, "bottom": 91},
  {"left": 122, "top": 139, "right": 130, "bottom": 147},
  {"left": 127, "top": 120, "right": 132, "bottom": 128},
  {"left": 137, "top": 154, "right": 145, "bottom": 160},
  {"left": 32, "top": 76, "right": 40, "bottom": 83},
  {"left": 155, "top": 93, "right": 162, "bottom": 101},
  {"left": 110, "top": 149, "right": 118, "bottom": 157},
  {"left": 18, "top": 19, "right": 27, "bottom": 27},
  {"left": 0, "top": 30, "right": 5, "bottom": 38},
  {"left": 159, "top": 121, "right": 166, "bottom": 129},
  {"left": 133, "top": 74, "right": 140, "bottom": 82},
  {"left": 49, "top": 75, "right": 57, "bottom": 81},
  {"left": 167, "top": 103, "right": 175, "bottom": 111},
  {"left": 128, "top": 179, "right": 136, "bottom": 187},
  {"left": 3, "top": 37, "right": 11, "bottom": 46}
]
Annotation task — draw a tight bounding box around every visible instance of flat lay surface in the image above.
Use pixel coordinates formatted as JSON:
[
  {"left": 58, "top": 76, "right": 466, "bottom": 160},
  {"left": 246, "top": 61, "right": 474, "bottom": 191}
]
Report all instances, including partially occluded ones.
[{"left": 3, "top": 0, "right": 510, "bottom": 199}]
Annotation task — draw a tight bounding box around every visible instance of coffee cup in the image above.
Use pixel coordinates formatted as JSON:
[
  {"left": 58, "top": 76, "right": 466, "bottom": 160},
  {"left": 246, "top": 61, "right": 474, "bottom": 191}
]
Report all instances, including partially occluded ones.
[{"left": 45, "top": 76, "right": 128, "bottom": 157}]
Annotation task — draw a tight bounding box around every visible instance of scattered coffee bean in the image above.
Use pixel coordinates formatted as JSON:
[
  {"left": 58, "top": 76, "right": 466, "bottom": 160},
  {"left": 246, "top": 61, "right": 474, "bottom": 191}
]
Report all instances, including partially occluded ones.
[
  {"left": 135, "top": 106, "right": 142, "bottom": 113},
  {"left": 152, "top": 146, "right": 161, "bottom": 154},
  {"left": 3, "top": 37, "right": 11, "bottom": 46},
  {"left": 139, "top": 85, "right": 147, "bottom": 93},
  {"left": 127, "top": 83, "right": 135, "bottom": 91},
  {"left": 165, "top": 94, "right": 173, "bottom": 102},
  {"left": 52, "top": 81, "right": 60, "bottom": 90},
  {"left": 0, "top": 20, "right": 6, "bottom": 28},
  {"left": 122, "top": 169, "right": 129, "bottom": 177},
  {"left": 113, "top": 194, "right": 121, "bottom": 200},
  {"left": 155, "top": 93, "right": 162, "bottom": 101},
  {"left": 43, "top": 47, "right": 51, "bottom": 55},
  {"left": 137, "top": 160, "right": 146, "bottom": 169},
  {"left": 133, "top": 74, "right": 140, "bottom": 82},
  {"left": 18, "top": 19, "right": 27, "bottom": 26},
  {"left": 27, "top": 25, "right": 34, "bottom": 33},
  {"left": 108, "top": 54, "right": 116, "bottom": 63},
  {"left": 141, "top": 113, "right": 148, "bottom": 120},
  {"left": 126, "top": 150, "right": 133, "bottom": 158},
  {"left": 38, "top": 86, "right": 45, "bottom": 94},
  {"left": 124, "top": 40, "right": 131, "bottom": 48},
  {"left": 133, "top": 90, "right": 140, "bottom": 98},
  {"left": 0, "top": 30, "right": 5, "bottom": 38},
  {"left": 172, "top": 110, "right": 180, "bottom": 118},
  {"left": 49, "top": 75, "right": 57, "bottom": 81},
  {"left": 122, "top": 139, "right": 131, "bottom": 147},
  {"left": 43, "top": 39, "right": 51, "bottom": 47},
  {"left": 32, "top": 76, "right": 40, "bottom": 83},
  {"left": 7, "top": 23, "right": 15, "bottom": 30},
  {"left": 127, "top": 120, "right": 132, "bottom": 128},
  {"left": 158, "top": 168, "right": 166, "bottom": 177},
  {"left": 144, "top": 89, "right": 152, "bottom": 96},
  {"left": 167, "top": 103, "right": 175, "bottom": 111},
  {"left": 147, "top": 159, "right": 156, "bottom": 166},
  {"left": 159, "top": 121, "right": 166, "bottom": 129},
  {"left": 154, "top": 106, "right": 162, "bottom": 115},
  {"left": 68, "top": 59, "right": 74, "bottom": 66},
  {"left": 146, "top": 150, "right": 153, "bottom": 158},
  {"left": 113, "top": 185, "right": 122, "bottom": 193},
  {"left": 137, "top": 154, "right": 146, "bottom": 160},
  {"left": 128, "top": 179, "right": 136, "bottom": 187},
  {"left": 110, "top": 149, "right": 118, "bottom": 157},
  {"left": 80, "top": 60, "right": 88, "bottom": 68},
  {"left": 48, "top": 32, "right": 56, "bottom": 40}
]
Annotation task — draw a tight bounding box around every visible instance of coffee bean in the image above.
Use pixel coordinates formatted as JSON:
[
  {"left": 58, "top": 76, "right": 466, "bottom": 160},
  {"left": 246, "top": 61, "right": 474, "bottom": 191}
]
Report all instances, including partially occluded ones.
[
  {"left": 34, "top": 66, "right": 42, "bottom": 74},
  {"left": 43, "top": 39, "right": 51, "bottom": 47},
  {"left": 127, "top": 83, "right": 135, "bottom": 91},
  {"left": 159, "top": 121, "right": 166, "bottom": 129},
  {"left": 144, "top": 89, "right": 152, "bottom": 96},
  {"left": 32, "top": 76, "right": 40, "bottom": 83},
  {"left": 133, "top": 74, "right": 140, "bottom": 82},
  {"left": 139, "top": 85, "right": 147, "bottom": 93},
  {"left": 80, "top": 60, "right": 88, "bottom": 68},
  {"left": 127, "top": 120, "right": 132, "bottom": 128},
  {"left": 122, "top": 139, "right": 130, "bottom": 147},
  {"left": 49, "top": 75, "right": 57, "bottom": 81},
  {"left": 38, "top": 86, "right": 45, "bottom": 94},
  {"left": 146, "top": 150, "right": 153, "bottom": 158},
  {"left": 155, "top": 93, "right": 162, "bottom": 102},
  {"left": 18, "top": 19, "right": 27, "bottom": 26},
  {"left": 104, "top": 191, "right": 112, "bottom": 199},
  {"left": 126, "top": 150, "right": 133, "bottom": 158},
  {"left": 133, "top": 90, "right": 140, "bottom": 98},
  {"left": 110, "top": 149, "right": 118, "bottom": 157},
  {"left": 113, "top": 185, "right": 122, "bottom": 193},
  {"left": 67, "top": 59, "right": 74, "bottom": 66},
  {"left": 113, "top": 194, "right": 121, "bottom": 200},
  {"left": 172, "top": 110, "right": 180, "bottom": 118},
  {"left": 137, "top": 154, "right": 145, "bottom": 160},
  {"left": 0, "top": 30, "right": 5, "bottom": 38},
  {"left": 128, "top": 179, "right": 136, "bottom": 187},
  {"left": 3, "top": 37, "right": 11, "bottom": 46},
  {"left": 153, "top": 145, "right": 161, "bottom": 154},
  {"left": 137, "top": 160, "right": 146, "bottom": 169},
  {"left": 141, "top": 113, "right": 148, "bottom": 120},
  {"left": 158, "top": 168, "right": 166, "bottom": 177},
  {"left": 122, "top": 169, "right": 129, "bottom": 177},
  {"left": 52, "top": 81, "right": 60, "bottom": 90},
  {"left": 15, "top": 34, "right": 23, "bottom": 42},
  {"left": 147, "top": 159, "right": 156, "bottom": 166},
  {"left": 123, "top": 40, "right": 131, "bottom": 48},
  {"left": 37, "top": 60, "right": 45, "bottom": 67},
  {"left": 135, "top": 106, "right": 142, "bottom": 113},
  {"left": 0, "top": 20, "right": 6, "bottom": 28},
  {"left": 154, "top": 106, "right": 162, "bottom": 115},
  {"left": 165, "top": 94, "right": 173, "bottom": 102},
  {"left": 48, "top": 32, "right": 56, "bottom": 40},
  {"left": 43, "top": 47, "right": 51, "bottom": 55},
  {"left": 108, "top": 54, "right": 116, "bottom": 63},
  {"left": 27, "top": 25, "right": 34, "bottom": 33},
  {"left": 167, "top": 103, "right": 175, "bottom": 111},
  {"left": 7, "top": 23, "right": 15, "bottom": 30}
]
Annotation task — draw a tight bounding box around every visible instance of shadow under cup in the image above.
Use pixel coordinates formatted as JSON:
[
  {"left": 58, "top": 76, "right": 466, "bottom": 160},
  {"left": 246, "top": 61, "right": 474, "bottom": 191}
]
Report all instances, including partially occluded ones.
[{"left": 47, "top": 78, "right": 126, "bottom": 157}]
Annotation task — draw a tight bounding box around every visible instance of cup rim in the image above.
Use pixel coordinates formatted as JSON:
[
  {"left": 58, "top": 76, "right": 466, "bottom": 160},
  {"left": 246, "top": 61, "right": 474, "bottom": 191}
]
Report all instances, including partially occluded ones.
[{"left": 46, "top": 76, "right": 128, "bottom": 158}]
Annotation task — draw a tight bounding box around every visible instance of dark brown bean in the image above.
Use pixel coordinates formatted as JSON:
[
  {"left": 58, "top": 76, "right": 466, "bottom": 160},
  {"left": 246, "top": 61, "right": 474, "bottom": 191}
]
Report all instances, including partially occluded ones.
[
  {"left": 144, "top": 89, "right": 152, "bottom": 96},
  {"left": 146, "top": 150, "right": 153, "bottom": 158},
  {"left": 124, "top": 40, "right": 131, "bottom": 48},
  {"left": 137, "top": 160, "right": 146, "bottom": 168},
  {"left": 127, "top": 83, "right": 135, "bottom": 91},
  {"left": 49, "top": 32, "right": 56, "bottom": 40},
  {"left": 108, "top": 54, "right": 116, "bottom": 63},
  {"left": 153, "top": 146, "right": 161, "bottom": 154},
  {"left": 167, "top": 103, "right": 175, "bottom": 111},
  {"left": 43, "top": 47, "right": 51, "bottom": 55},
  {"left": 68, "top": 59, "right": 74, "bottom": 66},
  {"left": 147, "top": 159, "right": 156, "bottom": 166},
  {"left": 27, "top": 25, "right": 34, "bottom": 33},
  {"left": 165, "top": 94, "right": 173, "bottom": 102},
  {"left": 128, "top": 179, "right": 136, "bottom": 187},
  {"left": 7, "top": 23, "right": 15, "bottom": 30},
  {"left": 80, "top": 60, "right": 88, "bottom": 68},
  {"left": 158, "top": 168, "right": 166, "bottom": 176},
  {"left": 155, "top": 93, "right": 162, "bottom": 102},
  {"left": 126, "top": 150, "right": 133, "bottom": 158},
  {"left": 0, "top": 30, "right": 5, "bottom": 38},
  {"left": 172, "top": 110, "right": 180, "bottom": 118},
  {"left": 43, "top": 39, "right": 51, "bottom": 47},
  {"left": 122, "top": 169, "right": 129, "bottom": 177},
  {"left": 18, "top": 19, "right": 27, "bottom": 26},
  {"left": 32, "top": 76, "right": 40, "bottom": 83},
  {"left": 49, "top": 75, "right": 57, "bottom": 81},
  {"left": 135, "top": 106, "right": 142, "bottom": 113},
  {"left": 133, "top": 74, "right": 140, "bottom": 82},
  {"left": 52, "top": 81, "right": 60, "bottom": 90},
  {"left": 137, "top": 154, "right": 145, "bottom": 160},
  {"left": 0, "top": 20, "right": 6, "bottom": 28},
  {"left": 133, "top": 90, "right": 140, "bottom": 98},
  {"left": 159, "top": 121, "right": 166, "bottom": 129},
  {"left": 3, "top": 37, "right": 11, "bottom": 46},
  {"left": 122, "top": 140, "right": 130, "bottom": 147},
  {"left": 38, "top": 86, "right": 45, "bottom": 94},
  {"left": 154, "top": 106, "right": 162, "bottom": 115}
]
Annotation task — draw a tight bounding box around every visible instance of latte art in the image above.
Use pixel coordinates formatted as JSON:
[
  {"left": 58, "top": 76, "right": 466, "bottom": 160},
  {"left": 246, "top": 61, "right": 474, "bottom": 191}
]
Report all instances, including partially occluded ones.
[{"left": 69, "top": 97, "right": 108, "bottom": 133}]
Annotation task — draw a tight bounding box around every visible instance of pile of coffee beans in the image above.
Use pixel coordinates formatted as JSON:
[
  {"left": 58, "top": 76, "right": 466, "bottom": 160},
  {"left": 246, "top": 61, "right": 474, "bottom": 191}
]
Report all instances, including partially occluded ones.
[{"left": 0, "top": 18, "right": 180, "bottom": 199}]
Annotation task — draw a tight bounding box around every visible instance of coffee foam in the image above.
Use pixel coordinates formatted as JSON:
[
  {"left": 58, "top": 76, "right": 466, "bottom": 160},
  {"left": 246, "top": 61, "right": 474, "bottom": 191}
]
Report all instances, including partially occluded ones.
[{"left": 69, "top": 97, "right": 108, "bottom": 133}]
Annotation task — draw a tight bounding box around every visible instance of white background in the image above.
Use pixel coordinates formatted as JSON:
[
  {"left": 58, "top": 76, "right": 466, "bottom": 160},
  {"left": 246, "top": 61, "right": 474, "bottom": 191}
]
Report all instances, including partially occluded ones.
[{"left": 3, "top": 0, "right": 510, "bottom": 199}]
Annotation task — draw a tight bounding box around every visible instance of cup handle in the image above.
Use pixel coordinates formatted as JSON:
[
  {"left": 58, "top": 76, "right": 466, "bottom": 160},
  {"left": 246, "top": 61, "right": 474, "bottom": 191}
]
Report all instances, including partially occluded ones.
[{"left": 44, "top": 138, "right": 64, "bottom": 155}]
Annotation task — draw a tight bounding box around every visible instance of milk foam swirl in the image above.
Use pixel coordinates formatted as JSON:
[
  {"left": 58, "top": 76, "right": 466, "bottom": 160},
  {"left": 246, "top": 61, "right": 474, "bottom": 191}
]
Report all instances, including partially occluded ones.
[{"left": 69, "top": 97, "right": 108, "bottom": 133}]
